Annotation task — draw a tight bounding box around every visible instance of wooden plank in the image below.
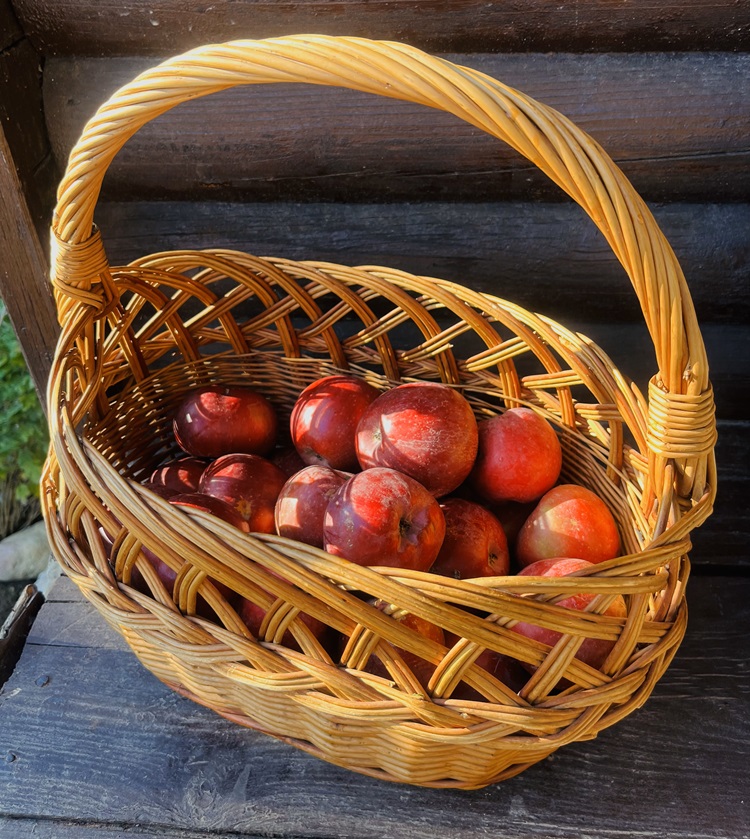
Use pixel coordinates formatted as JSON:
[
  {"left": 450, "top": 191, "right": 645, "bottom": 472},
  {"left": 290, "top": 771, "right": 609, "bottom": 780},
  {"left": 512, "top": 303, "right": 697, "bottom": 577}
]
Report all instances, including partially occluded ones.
[
  {"left": 43, "top": 53, "right": 750, "bottom": 203},
  {"left": 0, "top": 32, "right": 57, "bottom": 253},
  {"left": 95, "top": 200, "right": 750, "bottom": 327},
  {"left": 0, "top": 576, "right": 747, "bottom": 837},
  {"left": 14, "top": 0, "right": 750, "bottom": 56},
  {"left": 0, "top": 127, "right": 59, "bottom": 403},
  {"left": 0, "top": 0, "right": 21, "bottom": 52}
]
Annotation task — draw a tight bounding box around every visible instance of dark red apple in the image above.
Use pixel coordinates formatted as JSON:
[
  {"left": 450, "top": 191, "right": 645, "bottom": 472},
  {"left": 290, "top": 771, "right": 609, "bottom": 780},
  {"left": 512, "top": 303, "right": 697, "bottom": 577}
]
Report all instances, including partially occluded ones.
[
  {"left": 199, "top": 453, "right": 287, "bottom": 533},
  {"left": 342, "top": 606, "right": 445, "bottom": 691},
  {"left": 239, "top": 588, "right": 329, "bottom": 652},
  {"left": 516, "top": 484, "right": 621, "bottom": 568},
  {"left": 130, "top": 491, "right": 248, "bottom": 618},
  {"left": 271, "top": 445, "right": 308, "bottom": 478},
  {"left": 149, "top": 456, "right": 208, "bottom": 493},
  {"left": 510, "top": 557, "right": 627, "bottom": 672},
  {"left": 355, "top": 382, "right": 478, "bottom": 497},
  {"left": 470, "top": 407, "right": 562, "bottom": 504},
  {"left": 431, "top": 497, "right": 510, "bottom": 579},
  {"left": 323, "top": 467, "right": 446, "bottom": 571},
  {"left": 290, "top": 374, "right": 380, "bottom": 471},
  {"left": 275, "top": 465, "right": 349, "bottom": 548},
  {"left": 444, "top": 632, "right": 528, "bottom": 699},
  {"left": 173, "top": 384, "right": 278, "bottom": 458}
]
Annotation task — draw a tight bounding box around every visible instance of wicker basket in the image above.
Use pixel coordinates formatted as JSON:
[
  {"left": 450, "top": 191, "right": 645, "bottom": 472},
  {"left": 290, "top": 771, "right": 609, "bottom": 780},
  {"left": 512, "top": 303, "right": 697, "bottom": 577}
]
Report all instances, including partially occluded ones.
[{"left": 42, "top": 36, "right": 717, "bottom": 789}]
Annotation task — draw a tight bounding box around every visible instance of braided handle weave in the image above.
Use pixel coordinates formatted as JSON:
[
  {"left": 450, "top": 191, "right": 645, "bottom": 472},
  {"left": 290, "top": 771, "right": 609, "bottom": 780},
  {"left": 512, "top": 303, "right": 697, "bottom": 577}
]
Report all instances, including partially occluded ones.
[{"left": 49, "top": 35, "right": 716, "bottom": 507}]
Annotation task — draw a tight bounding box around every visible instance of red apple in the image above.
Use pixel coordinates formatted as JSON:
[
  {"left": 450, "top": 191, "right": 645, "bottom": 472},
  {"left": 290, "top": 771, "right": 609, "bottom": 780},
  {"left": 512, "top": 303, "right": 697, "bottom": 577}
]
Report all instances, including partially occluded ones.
[
  {"left": 199, "top": 454, "right": 287, "bottom": 533},
  {"left": 271, "top": 445, "right": 308, "bottom": 478},
  {"left": 140, "top": 481, "right": 180, "bottom": 500},
  {"left": 323, "top": 467, "right": 446, "bottom": 571},
  {"left": 131, "top": 492, "right": 248, "bottom": 618},
  {"left": 342, "top": 606, "right": 445, "bottom": 691},
  {"left": 516, "top": 484, "right": 620, "bottom": 568},
  {"left": 431, "top": 498, "right": 510, "bottom": 579},
  {"left": 173, "top": 384, "right": 278, "bottom": 458},
  {"left": 290, "top": 375, "right": 380, "bottom": 471},
  {"left": 444, "top": 633, "right": 528, "bottom": 699},
  {"left": 510, "top": 557, "right": 627, "bottom": 671},
  {"left": 239, "top": 588, "right": 329, "bottom": 652},
  {"left": 149, "top": 456, "right": 208, "bottom": 493},
  {"left": 275, "top": 465, "right": 349, "bottom": 548},
  {"left": 355, "top": 382, "right": 478, "bottom": 498},
  {"left": 488, "top": 500, "right": 537, "bottom": 549},
  {"left": 470, "top": 407, "right": 562, "bottom": 504}
]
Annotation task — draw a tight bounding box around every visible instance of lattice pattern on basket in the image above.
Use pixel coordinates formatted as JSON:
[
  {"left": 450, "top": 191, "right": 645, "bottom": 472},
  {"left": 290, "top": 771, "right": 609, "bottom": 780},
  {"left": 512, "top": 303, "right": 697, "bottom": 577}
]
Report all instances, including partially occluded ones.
[{"left": 42, "top": 36, "right": 716, "bottom": 789}]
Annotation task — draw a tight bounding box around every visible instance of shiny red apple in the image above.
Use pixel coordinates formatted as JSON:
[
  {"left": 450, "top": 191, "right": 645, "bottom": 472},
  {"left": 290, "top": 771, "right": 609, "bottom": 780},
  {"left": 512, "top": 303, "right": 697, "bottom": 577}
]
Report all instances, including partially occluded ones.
[
  {"left": 173, "top": 384, "right": 278, "bottom": 458},
  {"left": 355, "top": 382, "right": 478, "bottom": 497},
  {"left": 470, "top": 407, "right": 562, "bottom": 504},
  {"left": 290, "top": 375, "right": 379, "bottom": 471},
  {"left": 275, "top": 464, "right": 349, "bottom": 548},
  {"left": 199, "top": 453, "right": 287, "bottom": 534},
  {"left": 323, "top": 467, "right": 446, "bottom": 571},
  {"left": 516, "top": 484, "right": 621, "bottom": 568}
]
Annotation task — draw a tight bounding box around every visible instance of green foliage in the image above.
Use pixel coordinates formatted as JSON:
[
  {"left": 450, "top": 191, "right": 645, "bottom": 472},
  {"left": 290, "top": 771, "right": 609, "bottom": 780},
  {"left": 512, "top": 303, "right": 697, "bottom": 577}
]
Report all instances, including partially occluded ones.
[{"left": 0, "top": 300, "right": 49, "bottom": 503}]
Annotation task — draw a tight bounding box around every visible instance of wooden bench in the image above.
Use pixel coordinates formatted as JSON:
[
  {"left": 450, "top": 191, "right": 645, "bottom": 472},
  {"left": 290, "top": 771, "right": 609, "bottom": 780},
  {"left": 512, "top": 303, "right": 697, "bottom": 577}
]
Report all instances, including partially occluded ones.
[{"left": 1, "top": 3, "right": 748, "bottom": 835}]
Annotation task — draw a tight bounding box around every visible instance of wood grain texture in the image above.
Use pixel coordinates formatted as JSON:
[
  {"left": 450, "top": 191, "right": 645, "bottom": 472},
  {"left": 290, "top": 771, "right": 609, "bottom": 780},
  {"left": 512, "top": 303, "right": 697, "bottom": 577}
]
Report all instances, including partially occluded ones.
[
  {"left": 0, "top": 575, "right": 747, "bottom": 838},
  {"left": 95, "top": 200, "right": 750, "bottom": 326},
  {"left": 0, "top": 32, "right": 57, "bottom": 251},
  {"left": 43, "top": 53, "right": 750, "bottom": 203},
  {"left": 13, "top": 0, "right": 750, "bottom": 56},
  {"left": 0, "top": 127, "right": 59, "bottom": 403}
]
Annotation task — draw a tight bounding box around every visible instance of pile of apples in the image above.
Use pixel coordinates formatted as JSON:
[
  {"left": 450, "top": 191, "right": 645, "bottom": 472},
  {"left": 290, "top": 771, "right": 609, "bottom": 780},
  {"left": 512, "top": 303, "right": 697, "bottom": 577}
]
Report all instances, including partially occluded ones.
[{"left": 132, "top": 375, "right": 625, "bottom": 696}]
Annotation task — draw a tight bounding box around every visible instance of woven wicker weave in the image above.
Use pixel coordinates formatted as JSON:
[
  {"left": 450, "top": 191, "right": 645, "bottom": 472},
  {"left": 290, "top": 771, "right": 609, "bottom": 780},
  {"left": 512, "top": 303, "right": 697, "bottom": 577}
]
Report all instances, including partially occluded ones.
[{"left": 42, "top": 36, "right": 717, "bottom": 789}]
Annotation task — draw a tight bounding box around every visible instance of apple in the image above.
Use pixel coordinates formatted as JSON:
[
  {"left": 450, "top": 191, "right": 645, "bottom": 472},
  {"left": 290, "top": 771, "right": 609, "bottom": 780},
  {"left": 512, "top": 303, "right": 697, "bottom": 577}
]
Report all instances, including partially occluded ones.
[
  {"left": 130, "top": 491, "right": 248, "bottom": 618},
  {"left": 173, "top": 384, "right": 278, "bottom": 458},
  {"left": 469, "top": 407, "right": 562, "bottom": 504},
  {"left": 140, "top": 481, "right": 180, "bottom": 500},
  {"left": 355, "top": 382, "right": 478, "bottom": 497},
  {"left": 323, "top": 467, "right": 446, "bottom": 571},
  {"left": 488, "top": 500, "right": 537, "bottom": 549},
  {"left": 270, "top": 445, "right": 308, "bottom": 478},
  {"left": 149, "top": 456, "right": 208, "bottom": 493},
  {"left": 430, "top": 498, "right": 510, "bottom": 579},
  {"left": 275, "top": 465, "right": 349, "bottom": 548},
  {"left": 516, "top": 484, "right": 620, "bottom": 568},
  {"left": 199, "top": 453, "right": 288, "bottom": 534},
  {"left": 290, "top": 374, "right": 380, "bottom": 471},
  {"left": 342, "top": 606, "right": 445, "bottom": 691},
  {"left": 510, "top": 557, "right": 627, "bottom": 672},
  {"left": 444, "top": 632, "right": 528, "bottom": 699},
  {"left": 239, "top": 585, "right": 329, "bottom": 652}
]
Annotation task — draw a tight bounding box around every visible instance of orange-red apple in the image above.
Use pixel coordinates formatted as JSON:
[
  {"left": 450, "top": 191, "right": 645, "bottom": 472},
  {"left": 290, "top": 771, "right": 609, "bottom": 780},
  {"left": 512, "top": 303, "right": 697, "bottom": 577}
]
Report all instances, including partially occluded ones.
[
  {"left": 510, "top": 556, "right": 627, "bottom": 671},
  {"left": 516, "top": 484, "right": 620, "bottom": 568},
  {"left": 470, "top": 407, "right": 562, "bottom": 504},
  {"left": 199, "top": 453, "right": 287, "bottom": 534}
]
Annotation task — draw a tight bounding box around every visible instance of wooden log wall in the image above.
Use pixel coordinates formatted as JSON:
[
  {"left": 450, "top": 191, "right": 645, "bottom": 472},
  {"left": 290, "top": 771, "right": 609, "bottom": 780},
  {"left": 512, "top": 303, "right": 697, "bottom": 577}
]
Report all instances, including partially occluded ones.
[{"left": 3, "top": 0, "right": 749, "bottom": 569}]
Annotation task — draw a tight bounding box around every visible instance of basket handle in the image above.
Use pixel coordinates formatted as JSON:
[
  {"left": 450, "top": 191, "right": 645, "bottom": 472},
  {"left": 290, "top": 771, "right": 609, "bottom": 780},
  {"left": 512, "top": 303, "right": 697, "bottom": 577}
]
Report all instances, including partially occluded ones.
[{"left": 50, "top": 35, "right": 716, "bottom": 505}]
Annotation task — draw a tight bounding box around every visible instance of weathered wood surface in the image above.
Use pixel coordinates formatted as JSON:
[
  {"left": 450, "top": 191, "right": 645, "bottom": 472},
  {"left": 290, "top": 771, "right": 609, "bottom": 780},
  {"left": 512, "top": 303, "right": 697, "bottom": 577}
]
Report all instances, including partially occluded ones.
[
  {"left": 0, "top": 127, "right": 59, "bottom": 404},
  {"left": 0, "top": 9, "right": 57, "bottom": 253},
  {"left": 96, "top": 200, "right": 750, "bottom": 327},
  {"left": 44, "top": 52, "right": 750, "bottom": 203},
  {"left": 0, "top": 574, "right": 747, "bottom": 838},
  {"left": 14, "top": 0, "right": 750, "bottom": 56}
]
